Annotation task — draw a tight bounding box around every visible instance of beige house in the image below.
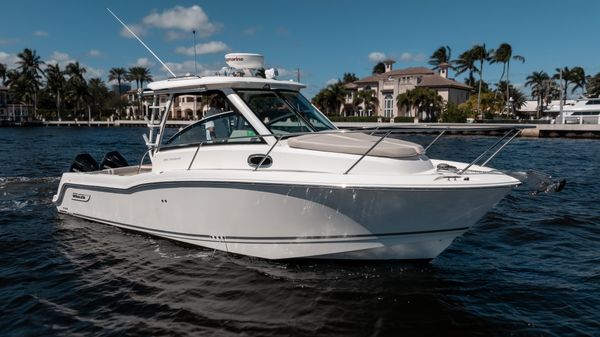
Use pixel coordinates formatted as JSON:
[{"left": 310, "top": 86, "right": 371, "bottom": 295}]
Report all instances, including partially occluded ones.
[{"left": 343, "top": 61, "right": 471, "bottom": 118}]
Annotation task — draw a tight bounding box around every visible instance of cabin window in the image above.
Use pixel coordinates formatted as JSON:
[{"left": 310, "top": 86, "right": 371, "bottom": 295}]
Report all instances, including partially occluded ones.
[
  {"left": 163, "top": 91, "right": 261, "bottom": 146},
  {"left": 236, "top": 90, "right": 314, "bottom": 134},
  {"left": 164, "top": 111, "right": 261, "bottom": 146}
]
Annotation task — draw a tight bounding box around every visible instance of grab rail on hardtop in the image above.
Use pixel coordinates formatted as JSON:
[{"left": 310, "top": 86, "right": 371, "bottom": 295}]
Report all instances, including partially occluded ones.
[{"left": 143, "top": 125, "right": 532, "bottom": 174}]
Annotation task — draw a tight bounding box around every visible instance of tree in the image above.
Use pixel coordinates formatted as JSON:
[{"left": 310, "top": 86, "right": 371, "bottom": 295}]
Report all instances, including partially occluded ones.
[
  {"left": 453, "top": 48, "right": 478, "bottom": 87},
  {"left": 490, "top": 43, "right": 525, "bottom": 107},
  {"left": 470, "top": 44, "right": 491, "bottom": 118},
  {"left": 0, "top": 63, "right": 6, "bottom": 85},
  {"left": 326, "top": 82, "right": 346, "bottom": 115},
  {"left": 372, "top": 62, "right": 385, "bottom": 75},
  {"left": 553, "top": 67, "right": 574, "bottom": 103},
  {"left": 88, "top": 78, "right": 109, "bottom": 118},
  {"left": 108, "top": 67, "right": 127, "bottom": 95},
  {"left": 127, "top": 66, "right": 153, "bottom": 89},
  {"left": 397, "top": 87, "right": 443, "bottom": 120},
  {"left": 45, "top": 63, "right": 67, "bottom": 120},
  {"left": 342, "top": 73, "right": 358, "bottom": 84},
  {"left": 570, "top": 66, "right": 586, "bottom": 96},
  {"left": 586, "top": 72, "right": 600, "bottom": 97},
  {"left": 428, "top": 46, "right": 452, "bottom": 71},
  {"left": 396, "top": 89, "right": 417, "bottom": 117},
  {"left": 16, "top": 48, "right": 45, "bottom": 115},
  {"left": 353, "top": 89, "right": 378, "bottom": 116},
  {"left": 65, "top": 62, "right": 88, "bottom": 116},
  {"left": 525, "top": 71, "right": 551, "bottom": 118}
]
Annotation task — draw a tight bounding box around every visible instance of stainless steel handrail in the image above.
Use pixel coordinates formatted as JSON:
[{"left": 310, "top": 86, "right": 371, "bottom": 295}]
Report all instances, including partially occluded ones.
[
  {"left": 147, "top": 126, "right": 524, "bottom": 176},
  {"left": 424, "top": 129, "right": 446, "bottom": 152},
  {"left": 458, "top": 128, "right": 519, "bottom": 174},
  {"left": 254, "top": 135, "right": 282, "bottom": 171},
  {"left": 481, "top": 129, "right": 522, "bottom": 167},
  {"left": 344, "top": 130, "right": 392, "bottom": 175}
]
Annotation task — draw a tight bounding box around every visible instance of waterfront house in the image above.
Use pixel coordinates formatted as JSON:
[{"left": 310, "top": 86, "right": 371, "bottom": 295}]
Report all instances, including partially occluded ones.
[{"left": 343, "top": 61, "right": 471, "bottom": 118}]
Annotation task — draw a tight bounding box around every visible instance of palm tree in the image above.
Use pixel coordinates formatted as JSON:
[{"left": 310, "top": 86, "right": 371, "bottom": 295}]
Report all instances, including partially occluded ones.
[
  {"left": 586, "top": 72, "right": 600, "bottom": 97},
  {"left": 471, "top": 44, "right": 491, "bottom": 118},
  {"left": 570, "top": 66, "right": 586, "bottom": 96},
  {"left": 65, "top": 62, "right": 88, "bottom": 116},
  {"left": 490, "top": 43, "right": 525, "bottom": 109},
  {"left": 127, "top": 66, "right": 153, "bottom": 89},
  {"left": 5, "top": 69, "right": 34, "bottom": 105},
  {"left": 428, "top": 46, "right": 452, "bottom": 71},
  {"left": 525, "top": 71, "right": 550, "bottom": 118},
  {"left": 553, "top": 67, "right": 574, "bottom": 103},
  {"left": 45, "top": 63, "right": 67, "bottom": 120},
  {"left": 88, "top": 78, "right": 109, "bottom": 118},
  {"left": 354, "top": 89, "right": 378, "bottom": 116},
  {"left": 326, "top": 82, "right": 346, "bottom": 115},
  {"left": 342, "top": 73, "right": 358, "bottom": 84},
  {"left": 108, "top": 67, "right": 127, "bottom": 95},
  {"left": 0, "top": 63, "right": 7, "bottom": 85},
  {"left": 396, "top": 89, "right": 417, "bottom": 117},
  {"left": 16, "top": 48, "right": 44, "bottom": 115},
  {"left": 453, "top": 49, "right": 478, "bottom": 87}
]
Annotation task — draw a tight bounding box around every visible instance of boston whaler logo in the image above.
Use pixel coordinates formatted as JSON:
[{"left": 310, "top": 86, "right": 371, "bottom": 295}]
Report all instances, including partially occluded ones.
[{"left": 71, "top": 192, "right": 91, "bottom": 202}]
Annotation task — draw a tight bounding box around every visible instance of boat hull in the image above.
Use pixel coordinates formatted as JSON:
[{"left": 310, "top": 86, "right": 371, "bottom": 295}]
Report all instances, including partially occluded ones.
[{"left": 54, "top": 179, "right": 513, "bottom": 260}]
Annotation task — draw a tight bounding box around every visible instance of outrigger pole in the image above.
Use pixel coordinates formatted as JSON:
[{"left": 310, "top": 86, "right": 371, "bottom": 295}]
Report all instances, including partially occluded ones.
[{"left": 106, "top": 8, "right": 177, "bottom": 77}]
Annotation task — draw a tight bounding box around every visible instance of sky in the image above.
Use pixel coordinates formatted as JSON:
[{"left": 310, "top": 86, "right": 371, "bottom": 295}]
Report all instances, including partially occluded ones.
[{"left": 2, "top": 0, "right": 600, "bottom": 99}]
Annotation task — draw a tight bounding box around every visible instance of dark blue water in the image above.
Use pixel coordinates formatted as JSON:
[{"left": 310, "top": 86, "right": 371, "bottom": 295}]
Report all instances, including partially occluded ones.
[{"left": 1, "top": 127, "right": 599, "bottom": 337}]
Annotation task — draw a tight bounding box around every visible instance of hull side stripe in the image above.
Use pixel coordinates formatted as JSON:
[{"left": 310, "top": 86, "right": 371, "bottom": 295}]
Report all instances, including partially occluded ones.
[{"left": 70, "top": 212, "right": 469, "bottom": 243}]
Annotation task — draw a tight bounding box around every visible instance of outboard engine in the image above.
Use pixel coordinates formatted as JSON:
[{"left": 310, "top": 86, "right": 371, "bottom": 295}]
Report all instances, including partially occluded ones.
[
  {"left": 69, "top": 153, "right": 100, "bottom": 172},
  {"left": 100, "top": 151, "right": 129, "bottom": 169}
]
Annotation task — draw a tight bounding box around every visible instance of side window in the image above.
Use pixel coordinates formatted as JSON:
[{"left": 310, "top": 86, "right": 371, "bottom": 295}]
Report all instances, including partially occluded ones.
[{"left": 165, "top": 111, "right": 261, "bottom": 146}]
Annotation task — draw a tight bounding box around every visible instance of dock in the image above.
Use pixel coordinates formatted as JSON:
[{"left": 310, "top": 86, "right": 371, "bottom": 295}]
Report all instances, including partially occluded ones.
[{"left": 16, "top": 120, "right": 600, "bottom": 139}]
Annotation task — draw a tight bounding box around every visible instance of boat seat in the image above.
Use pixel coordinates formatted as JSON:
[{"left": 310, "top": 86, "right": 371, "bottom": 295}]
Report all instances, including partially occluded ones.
[{"left": 287, "top": 132, "right": 424, "bottom": 158}]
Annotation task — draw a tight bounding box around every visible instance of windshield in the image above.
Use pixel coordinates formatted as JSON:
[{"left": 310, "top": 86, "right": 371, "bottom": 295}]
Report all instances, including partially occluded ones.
[
  {"left": 278, "top": 91, "right": 335, "bottom": 131},
  {"left": 236, "top": 90, "right": 335, "bottom": 134}
]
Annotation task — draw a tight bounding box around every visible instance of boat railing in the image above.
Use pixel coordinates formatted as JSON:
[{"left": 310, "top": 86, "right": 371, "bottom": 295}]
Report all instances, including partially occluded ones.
[{"left": 145, "top": 125, "right": 532, "bottom": 174}]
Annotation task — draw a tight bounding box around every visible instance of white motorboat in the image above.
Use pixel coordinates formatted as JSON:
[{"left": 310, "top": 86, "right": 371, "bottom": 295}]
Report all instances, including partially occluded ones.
[
  {"left": 53, "top": 54, "right": 531, "bottom": 261},
  {"left": 547, "top": 97, "right": 600, "bottom": 124}
]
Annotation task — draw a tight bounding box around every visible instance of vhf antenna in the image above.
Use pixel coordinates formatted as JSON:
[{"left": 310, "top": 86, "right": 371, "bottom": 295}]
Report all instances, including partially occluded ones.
[
  {"left": 193, "top": 30, "right": 198, "bottom": 76},
  {"left": 106, "top": 8, "right": 176, "bottom": 77}
]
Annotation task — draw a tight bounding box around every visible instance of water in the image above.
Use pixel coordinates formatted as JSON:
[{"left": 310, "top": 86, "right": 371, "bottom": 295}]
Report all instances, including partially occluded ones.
[{"left": 1, "top": 127, "right": 599, "bottom": 336}]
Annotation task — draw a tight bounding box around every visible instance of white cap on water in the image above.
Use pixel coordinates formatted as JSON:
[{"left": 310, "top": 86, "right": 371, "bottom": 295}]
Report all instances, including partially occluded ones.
[{"left": 225, "top": 53, "right": 264, "bottom": 69}]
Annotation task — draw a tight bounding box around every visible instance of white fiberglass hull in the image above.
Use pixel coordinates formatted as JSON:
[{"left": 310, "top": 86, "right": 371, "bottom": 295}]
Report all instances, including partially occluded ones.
[{"left": 53, "top": 169, "right": 516, "bottom": 260}]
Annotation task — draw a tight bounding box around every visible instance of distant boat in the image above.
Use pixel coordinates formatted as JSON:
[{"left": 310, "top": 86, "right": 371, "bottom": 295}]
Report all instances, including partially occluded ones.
[{"left": 547, "top": 97, "right": 600, "bottom": 124}]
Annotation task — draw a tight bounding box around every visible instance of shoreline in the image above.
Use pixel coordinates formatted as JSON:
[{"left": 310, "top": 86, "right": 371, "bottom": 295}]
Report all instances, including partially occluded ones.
[{"left": 2, "top": 120, "right": 600, "bottom": 138}]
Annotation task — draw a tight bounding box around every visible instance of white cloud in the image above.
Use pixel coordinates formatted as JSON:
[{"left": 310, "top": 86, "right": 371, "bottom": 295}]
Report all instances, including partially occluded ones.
[
  {"left": 46, "top": 51, "right": 76, "bottom": 68},
  {"left": 133, "top": 57, "right": 154, "bottom": 67},
  {"left": 399, "top": 52, "right": 426, "bottom": 62},
  {"left": 143, "top": 5, "right": 218, "bottom": 37},
  {"left": 368, "top": 52, "right": 387, "bottom": 63},
  {"left": 85, "top": 66, "right": 103, "bottom": 79},
  {"left": 326, "top": 78, "right": 338, "bottom": 85},
  {"left": 175, "top": 41, "right": 228, "bottom": 56},
  {"left": 0, "top": 51, "right": 18, "bottom": 67},
  {"left": 162, "top": 60, "right": 219, "bottom": 77},
  {"left": 120, "top": 24, "right": 147, "bottom": 39},
  {"left": 165, "top": 30, "right": 186, "bottom": 41},
  {"left": 88, "top": 49, "right": 101, "bottom": 57},
  {"left": 242, "top": 26, "right": 261, "bottom": 36},
  {"left": 33, "top": 31, "right": 48, "bottom": 37}
]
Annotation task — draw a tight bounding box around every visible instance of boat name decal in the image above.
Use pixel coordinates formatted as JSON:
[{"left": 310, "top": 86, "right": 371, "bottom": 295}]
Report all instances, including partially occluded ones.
[{"left": 71, "top": 192, "right": 91, "bottom": 202}]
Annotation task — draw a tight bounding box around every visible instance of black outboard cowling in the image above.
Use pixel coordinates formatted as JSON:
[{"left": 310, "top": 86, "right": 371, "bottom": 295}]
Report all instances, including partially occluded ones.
[
  {"left": 100, "top": 151, "right": 129, "bottom": 169},
  {"left": 69, "top": 153, "right": 100, "bottom": 172}
]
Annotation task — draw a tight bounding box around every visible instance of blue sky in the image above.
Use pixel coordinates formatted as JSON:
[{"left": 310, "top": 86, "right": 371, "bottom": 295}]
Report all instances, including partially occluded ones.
[{"left": 1, "top": 0, "right": 600, "bottom": 98}]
